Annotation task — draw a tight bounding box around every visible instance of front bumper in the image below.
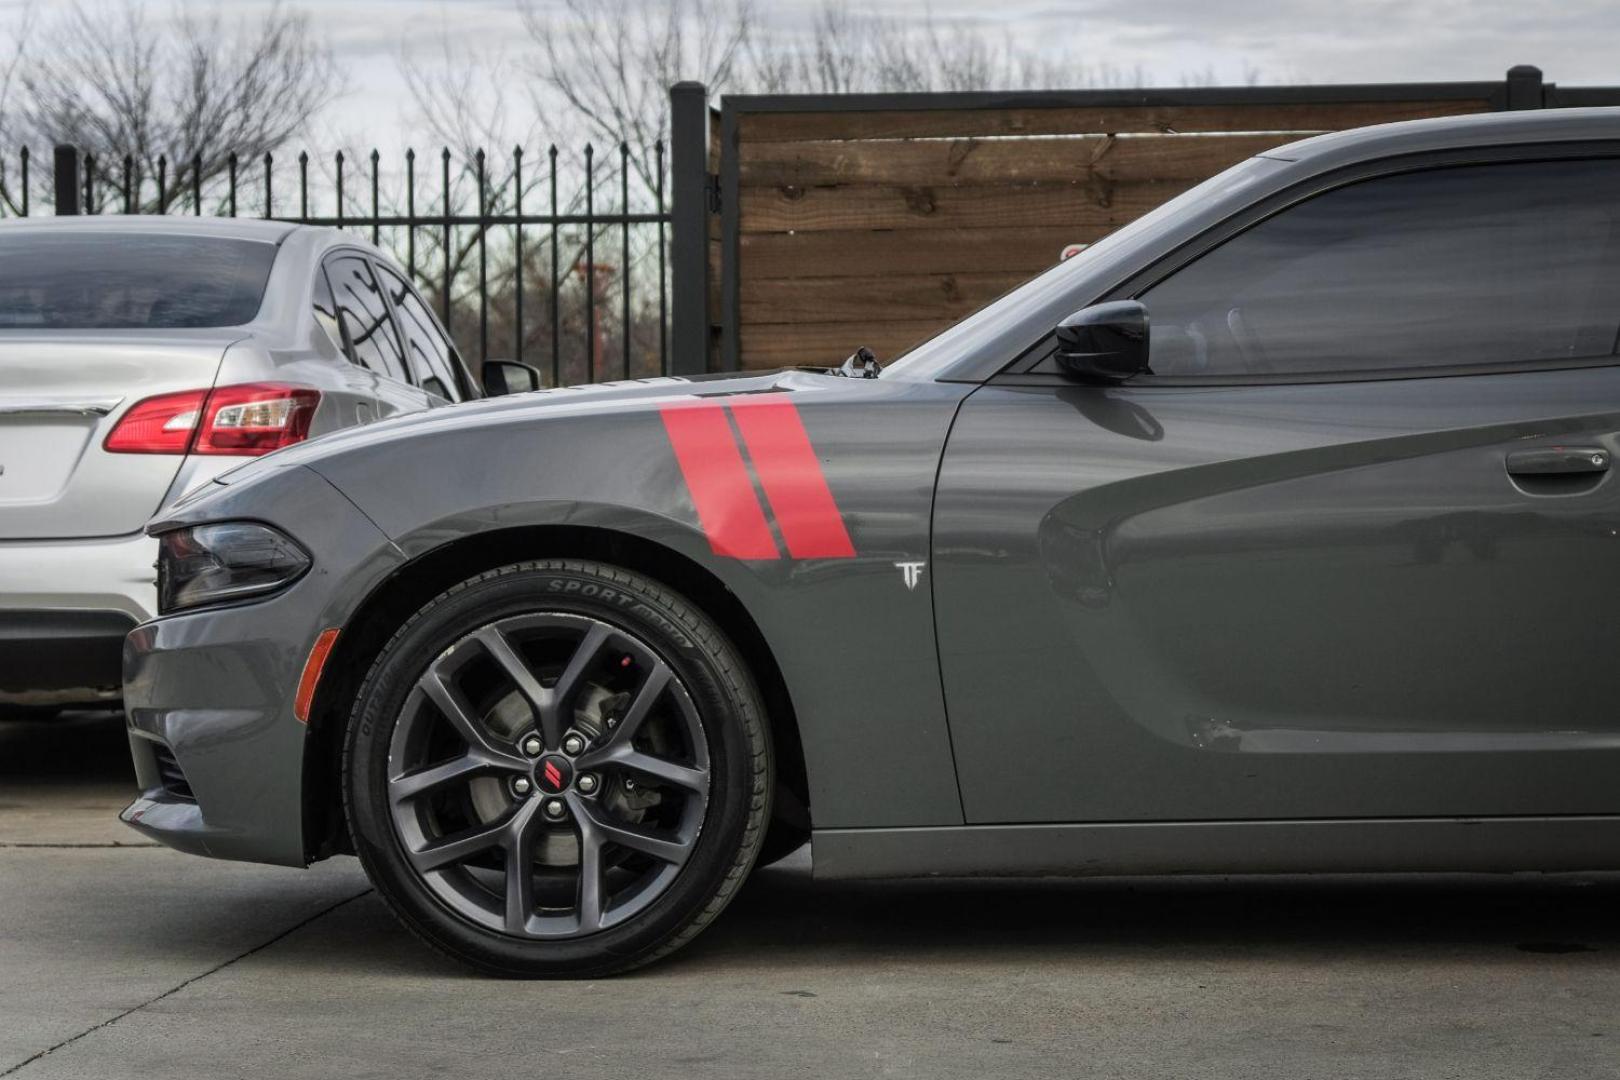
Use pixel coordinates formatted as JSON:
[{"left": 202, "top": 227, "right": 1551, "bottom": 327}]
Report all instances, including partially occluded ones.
[
  {"left": 120, "top": 464, "right": 403, "bottom": 866},
  {"left": 0, "top": 531, "right": 158, "bottom": 703}
]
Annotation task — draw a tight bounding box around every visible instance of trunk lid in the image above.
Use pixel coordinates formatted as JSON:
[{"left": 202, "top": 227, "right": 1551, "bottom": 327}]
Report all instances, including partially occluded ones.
[{"left": 0, "top": 332, "right": 240, "bottom": 539}]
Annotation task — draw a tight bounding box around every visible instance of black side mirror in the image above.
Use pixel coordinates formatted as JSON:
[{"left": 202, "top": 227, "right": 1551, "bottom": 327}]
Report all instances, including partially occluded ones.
[
  {"left": 1054, "top": 301, "right": 1150, "bottom": 382},
  {"left": 482, "top": 359, "right": 542, "bottom": 397}
]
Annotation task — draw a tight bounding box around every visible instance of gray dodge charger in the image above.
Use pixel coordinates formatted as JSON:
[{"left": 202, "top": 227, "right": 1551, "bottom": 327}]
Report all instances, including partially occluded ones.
[{"left": 123, "top": 107, "right": 1620, "bottom": 976}]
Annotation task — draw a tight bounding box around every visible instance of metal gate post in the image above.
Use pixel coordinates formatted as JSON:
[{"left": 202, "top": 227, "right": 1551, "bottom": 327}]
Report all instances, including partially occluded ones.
[
  {"left": 669, "top": 82, "right": 712, "bottom": 375},
  {"left": 53, "top": 145, "right": 80, "bottom": 215},
  {"left": 1506, "top": 65, "right": 1544, "bottom": 110}
]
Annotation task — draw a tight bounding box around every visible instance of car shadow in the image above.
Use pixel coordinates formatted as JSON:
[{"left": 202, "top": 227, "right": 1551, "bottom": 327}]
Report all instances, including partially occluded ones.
[
  {"left": 0, "top": 706, "right": 134, "bottom": 782},
  {"left": 10, "top": 710, "right": 1619, "bottom": 978},
  {"left": 659, "top": 851, "right": 1620, "bottom": 974}
]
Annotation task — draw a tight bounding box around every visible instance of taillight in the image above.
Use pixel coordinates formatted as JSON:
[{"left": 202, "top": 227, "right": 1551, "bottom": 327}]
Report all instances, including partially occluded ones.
[
  {"left": 102, "top": 388, "right": 209, "bottom": 454},
  {"left": 193, "top": 383, "right": 320, "bottom": 455},
  {"left": 105, "top": 383, "right": 319, "bottom": 456}
]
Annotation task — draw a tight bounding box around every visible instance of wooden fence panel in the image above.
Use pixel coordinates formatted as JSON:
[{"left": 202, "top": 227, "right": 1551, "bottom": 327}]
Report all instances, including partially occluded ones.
[{"left": 700, "top": 74, "right": 1620, "bottom": 371}]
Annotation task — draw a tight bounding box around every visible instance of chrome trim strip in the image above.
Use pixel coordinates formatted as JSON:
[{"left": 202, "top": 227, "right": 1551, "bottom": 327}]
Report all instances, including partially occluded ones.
[{"left": 0, "top": 398, "right": 122, "bottom": 418}]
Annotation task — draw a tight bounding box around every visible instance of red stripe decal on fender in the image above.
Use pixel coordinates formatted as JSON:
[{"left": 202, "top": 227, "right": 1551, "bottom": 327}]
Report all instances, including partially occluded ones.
[
  {"left": 730, "top": 397, "right": 856, "bottom": 558},
  {"left": 659, "top": 401, "right": 779, "bottom": 559}
]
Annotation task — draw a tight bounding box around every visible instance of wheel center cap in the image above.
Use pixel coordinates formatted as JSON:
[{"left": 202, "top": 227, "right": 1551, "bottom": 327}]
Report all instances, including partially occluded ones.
[{"left": 536, "top": 755, "right": 573, "bottom": 794}]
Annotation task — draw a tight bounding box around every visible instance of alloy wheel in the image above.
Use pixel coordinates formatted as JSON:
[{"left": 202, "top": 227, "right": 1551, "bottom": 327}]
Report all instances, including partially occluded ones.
[{"left": 385, "top": 612, "right": 711, "bottom": 938}]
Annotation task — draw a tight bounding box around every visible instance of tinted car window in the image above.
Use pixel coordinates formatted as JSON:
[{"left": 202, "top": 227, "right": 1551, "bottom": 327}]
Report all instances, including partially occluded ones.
[
  {"left": 0, "top": 232, "right": 276, "bottom": 329},
  {"left": 1143, "top": 158, "right": 1620, "bottom": 377},
  {"left": 326, "top": 254, "right": 407, "bottom": 381},
  {"left": 311, "top": 268, "right": 344, "bottom": 353},
  {"left": 374, "top": 263, "right": 462, "bottom": 401}
]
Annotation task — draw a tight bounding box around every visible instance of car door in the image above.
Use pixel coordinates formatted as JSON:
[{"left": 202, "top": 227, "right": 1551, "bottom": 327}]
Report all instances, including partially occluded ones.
[
  {"left": 933, "top": 151, "right": 1620, "bottom": 825},
  {"left": 323, "top": 252, "right": 433, "bottom": 418}
]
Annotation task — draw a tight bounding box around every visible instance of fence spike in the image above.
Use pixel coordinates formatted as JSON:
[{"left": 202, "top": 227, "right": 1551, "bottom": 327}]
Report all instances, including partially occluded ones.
[
  {"left": 621, "top": 142, "right": 631, "bottom": 379},
  {"left": 405, "top": 148, "right": 416, "bottom": 279},
  {"left": 514, "top": 144, "right": 524, "bottom": 369},
  {"left": 441, "top": 147, "right": 452, "bottom": 331},
  {"left": 549, "top": 144, "right": 559, "bottom": 389},
  {"left": 655, "top": 138, "right": 667, "bottom": 373},
  {"left": 476, "top": 147, "right": 488, "bottom": 367}
]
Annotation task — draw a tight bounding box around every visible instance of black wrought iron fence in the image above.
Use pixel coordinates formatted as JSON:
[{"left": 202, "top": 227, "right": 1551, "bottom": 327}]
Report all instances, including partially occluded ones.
[{"left": 0, "top": 141, "right": 674, "bottom": 386}]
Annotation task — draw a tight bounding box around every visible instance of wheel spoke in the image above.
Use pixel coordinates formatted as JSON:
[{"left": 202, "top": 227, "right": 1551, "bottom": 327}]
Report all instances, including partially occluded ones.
[
  {"left": 475, "top": 626, "right": 560, "bottom": 748},
  {"left": 552, "top": 622, "right": 610, "bottom": 710},
  {"left": 390, "top": 753, "right": 496, "bottom": 803},
  {"left": 408, "top": 817, "right": 509, "bottom": 873},
  {"left": 575, "top": 816, "right": 607, "bottom": 933},
  {"left": 418, "top": 666, "right": 508, "bottom": 759},
  {"left": 581, "top": 745, "right": 706, "bottom": 793},
  {"left": 572, "top": 794, "right": 692, "bottom": 866},
  {"left": 503, "top": 800, "right": 544, "bottom": 933}
]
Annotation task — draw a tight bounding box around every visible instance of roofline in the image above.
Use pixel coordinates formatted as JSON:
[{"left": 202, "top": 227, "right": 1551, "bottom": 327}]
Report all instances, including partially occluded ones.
[
  {"left": 1261, "top": 106, "right": 1620, "bottom": 170},
  {"left": 0, "top": 216, "right": 301, "bottom": 242}
]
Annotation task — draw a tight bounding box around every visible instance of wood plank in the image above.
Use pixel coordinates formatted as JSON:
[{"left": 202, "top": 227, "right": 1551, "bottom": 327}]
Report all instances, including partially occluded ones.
[
  {"left": 738, "top": 98, "right": 1490, "bottom": 142},
  {"left": 741, "top": 271, "right": 1028, "bottom": 325},
  {"left": 739, "top": 319, "right": 949, "bottom": 370},
  {"left": 740, "top": 178, "right": 1191, "bottom": 233},
  {"left": 739, "top": 132, "right": 1294, "bottom": 187},
  {"left": 741, "top": 225, "right": 1085, "bottom": 279}
]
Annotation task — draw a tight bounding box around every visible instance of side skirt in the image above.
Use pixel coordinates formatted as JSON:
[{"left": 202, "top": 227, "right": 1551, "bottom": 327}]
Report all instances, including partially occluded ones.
[{"left": 811, "top": 816, "right": 1620, "bottom": 880}]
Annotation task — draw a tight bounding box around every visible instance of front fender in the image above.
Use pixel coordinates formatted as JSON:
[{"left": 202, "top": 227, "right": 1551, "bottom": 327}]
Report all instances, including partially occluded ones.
[{"left": 306, "top": 375, "right": 973, "bottom": 829}]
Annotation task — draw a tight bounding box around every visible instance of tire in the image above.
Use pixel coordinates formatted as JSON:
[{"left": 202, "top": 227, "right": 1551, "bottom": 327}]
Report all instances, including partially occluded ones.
[{"left": 344, "top": 559, "right": 771, "bottom": 977}]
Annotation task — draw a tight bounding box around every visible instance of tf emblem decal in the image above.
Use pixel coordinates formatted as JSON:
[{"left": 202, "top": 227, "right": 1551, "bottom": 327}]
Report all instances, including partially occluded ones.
[{"left": 896, "top": 561, "right": 926, "bottom": 591}]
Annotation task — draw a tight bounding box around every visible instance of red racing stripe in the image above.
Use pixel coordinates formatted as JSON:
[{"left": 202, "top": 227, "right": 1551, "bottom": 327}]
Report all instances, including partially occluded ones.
[
  {"left": 730, "top": 397, "right": 856, "bottom": 558},
  {"left": 659, "top": 401, "right": 779, "bottom": 559}
]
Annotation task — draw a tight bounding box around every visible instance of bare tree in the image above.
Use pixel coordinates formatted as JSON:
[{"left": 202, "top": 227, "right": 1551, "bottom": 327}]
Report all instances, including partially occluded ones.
[
  {"left": 16, "top": 0, "right": 340, "bottom": 212},
  {"left": 521, "top": 0, "right": 1148, "bottom": 156},
  {"left": 520, "top": 0, "right": 753, "bottom": 196},
  {"left": 0, "top": 3, "right": 35, "bottom": 213}
]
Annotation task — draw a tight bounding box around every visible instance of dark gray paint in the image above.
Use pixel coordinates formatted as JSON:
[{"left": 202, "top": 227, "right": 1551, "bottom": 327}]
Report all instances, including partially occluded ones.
[
  {"left": 123, "top": 107, "right": 1620, "bottom": 877},
  {"left": 813, "top": 817, "right": 1620, "bottom": 879},
  {"left": 124, "top": 465, "right": 402, "bottom": 865},
  {"left": 934, "top": 371, "right": 1620, "bottom": 824}
]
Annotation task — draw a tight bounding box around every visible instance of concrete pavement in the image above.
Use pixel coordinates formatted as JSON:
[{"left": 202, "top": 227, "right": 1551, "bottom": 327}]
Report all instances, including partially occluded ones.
[{"left": 3, "top": 711, "right": 1619, "bottom": 1079}]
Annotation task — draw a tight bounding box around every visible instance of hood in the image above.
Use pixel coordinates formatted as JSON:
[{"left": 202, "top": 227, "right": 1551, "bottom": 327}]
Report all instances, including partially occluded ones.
[{"left": 205, "top": 368, "right": 842, "bottom": 489}]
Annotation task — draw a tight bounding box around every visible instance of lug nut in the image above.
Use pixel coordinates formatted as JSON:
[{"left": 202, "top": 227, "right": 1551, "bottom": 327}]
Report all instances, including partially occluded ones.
[
  {"left": 562, "top": 734, "right": 586, "bottom": 756},
  {"left": 543, "top": 799, "right": 567, "bottom": 819},
  {"left": 520, "top": 735, "right": 543, "bottom": 757},
  {"left": 511, "top": 776, "right": 533, "bottom": 797},
  {"left": 576, "top": 773, "right": 599, "bottom": 795}
]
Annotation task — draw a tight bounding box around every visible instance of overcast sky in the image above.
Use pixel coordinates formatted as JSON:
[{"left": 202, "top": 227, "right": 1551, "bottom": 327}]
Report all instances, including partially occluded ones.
[
  {"left": 4, "top": 0, "right": 1609, "bottom": 156},
  {"left": 325, "top": 0, "right": 1599, "bottom": 145}
]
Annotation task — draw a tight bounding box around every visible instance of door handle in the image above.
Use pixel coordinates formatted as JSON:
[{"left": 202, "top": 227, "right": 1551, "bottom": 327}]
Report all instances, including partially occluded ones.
[{"left": 1505, "top": 446, "right": 1610, "bottom": 476}]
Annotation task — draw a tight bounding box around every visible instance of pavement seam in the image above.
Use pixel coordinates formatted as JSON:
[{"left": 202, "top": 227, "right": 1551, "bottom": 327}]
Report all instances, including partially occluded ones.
[{"left": 0, "top": 886, "right": 374, "bottom": 1078}]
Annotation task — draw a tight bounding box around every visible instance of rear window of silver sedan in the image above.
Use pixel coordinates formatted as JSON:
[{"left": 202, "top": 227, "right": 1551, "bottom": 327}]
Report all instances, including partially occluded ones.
[{"left": 0, "top": 232, "right": 278, "bottom": 329}]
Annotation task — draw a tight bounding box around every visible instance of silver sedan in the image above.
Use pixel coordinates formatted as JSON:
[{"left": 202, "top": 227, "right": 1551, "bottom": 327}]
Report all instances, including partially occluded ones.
[{"left": 0, "top": 217, "right": 536, "bottom": 708}]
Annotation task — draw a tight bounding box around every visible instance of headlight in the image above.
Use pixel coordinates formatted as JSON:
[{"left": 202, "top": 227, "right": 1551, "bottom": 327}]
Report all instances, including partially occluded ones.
[{"left": 157, "top": 522, "right": 311, "bottom": 614}]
